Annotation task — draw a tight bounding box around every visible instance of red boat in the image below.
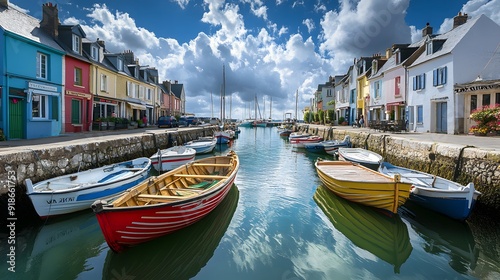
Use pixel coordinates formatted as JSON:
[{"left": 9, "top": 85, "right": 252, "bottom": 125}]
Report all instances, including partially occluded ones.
[
  {"left": 91, "top": 151, "right": 239, "bottom": 253},
  {"left": 289, "top": 135, "right": 323, "bottom": 148}
]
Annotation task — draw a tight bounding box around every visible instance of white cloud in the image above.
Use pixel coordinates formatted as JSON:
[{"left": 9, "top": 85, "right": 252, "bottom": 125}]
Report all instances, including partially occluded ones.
[
  {"left": 303, "top": 18, "right": 315, "bottom": 33},
  {"left": 318, "top": 0, "right": 411, "bottom": 73}
]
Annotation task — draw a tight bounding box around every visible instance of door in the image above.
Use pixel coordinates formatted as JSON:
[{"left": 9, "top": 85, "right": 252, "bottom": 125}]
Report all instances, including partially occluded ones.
[
  {"left": 465, "top": 94, "right": 478, "bottom": 133},
  {"left": 436, "top": 102, "right": 448, "bottom": 133},
  {"left": 9, "top": 97, "right": 24, "bottom": 139},
  {"left": 407, "top": 106, "right": 414, "bottom": 131},
  {"left": 71, "top": 99, "right": 82, "bottom": 124}
]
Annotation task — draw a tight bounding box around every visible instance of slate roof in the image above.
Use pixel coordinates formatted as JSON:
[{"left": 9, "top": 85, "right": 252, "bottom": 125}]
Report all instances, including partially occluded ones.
[
  {"left": 410, "top": 15, "right": 483, "bottom": 67},
  {"left": 171, "top": 83, "right": 184, "bottom": 98},
  {"left": 0, "top": 3, "right": 63, "bottom": 52}
]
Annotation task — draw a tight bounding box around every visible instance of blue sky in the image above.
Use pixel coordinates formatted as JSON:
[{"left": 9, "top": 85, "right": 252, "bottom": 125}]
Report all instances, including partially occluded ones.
[{"left": 9, "top": 0, "right": 500, "bottom": 119}]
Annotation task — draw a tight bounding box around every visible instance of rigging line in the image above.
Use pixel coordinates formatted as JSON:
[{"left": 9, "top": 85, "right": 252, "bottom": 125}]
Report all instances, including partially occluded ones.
[{"left": 478, "top": 40, "right": 500, "bottom": 78}]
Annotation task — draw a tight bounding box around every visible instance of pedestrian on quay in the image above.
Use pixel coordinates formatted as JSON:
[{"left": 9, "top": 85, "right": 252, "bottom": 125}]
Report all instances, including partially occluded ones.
[{"left": 358, "top": 115, "right": 364, "bottom": 127}]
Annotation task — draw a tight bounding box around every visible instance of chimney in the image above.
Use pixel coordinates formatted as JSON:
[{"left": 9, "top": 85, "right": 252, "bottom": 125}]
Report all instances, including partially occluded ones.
[
  {"left": 422, "top": 22, "right": 433, "bottom": 37},
  {"left": 97, "top": 38, "right": 105, "bottom": 49},
  {"left": 40, "top": 2, "right": 59, "bottom": 38},
  {"left": 0, "top": 0, "right": 9, "bottom": 8},
  {"left": 453, "top": 12, "right": 468, "bottom": 28}
]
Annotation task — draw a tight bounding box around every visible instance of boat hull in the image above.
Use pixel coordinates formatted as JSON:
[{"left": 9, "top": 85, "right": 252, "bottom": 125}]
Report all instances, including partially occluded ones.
[
  {"left": 92, "top": 152, "right": 239, "bottom": 253},
  {"left": 379, "top": 162, "right": 480, "bottom": 220},
  {"left": 315, "top": 160, "right": 411, "bottom": 214},
  {"left": 214, "top": 131, "right": 231, "bottom": 144},
  {"left": 26, "top": 158, "right": 151, "bottom": 218},
  {"left": 338, "top": 148, "right": 383, "bottom": 171},
  {"left": 150, "top": 147, "right": 196, "bottom": 172},
  {"left": 185, "top": 139, "right": 217, "bottom": 154}
]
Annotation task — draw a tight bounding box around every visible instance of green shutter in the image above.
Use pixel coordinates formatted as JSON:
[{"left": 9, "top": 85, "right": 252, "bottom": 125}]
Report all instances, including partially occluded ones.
[{"left": 71, "top": 99, "right": 81, "bottom": 124}]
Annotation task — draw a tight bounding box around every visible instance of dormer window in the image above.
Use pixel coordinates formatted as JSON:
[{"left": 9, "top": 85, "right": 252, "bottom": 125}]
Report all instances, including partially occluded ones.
[
  {"left": 72, "top": 34, "right": 80, "bottom": 54},
  {"left": 395, "top": 52, "right": 401, "bottom": 64},
  {"left": 426, "top": 40, "right": 433, "bottom": 55},
  {"left": 91, "top": 46, "right": 98, "bottom": 60},
  {"left": 117, "top": 58, "right": 123, "bottom": 71},
  {"left": 372, "top": 60, "right": 378, "bottom": 73}
]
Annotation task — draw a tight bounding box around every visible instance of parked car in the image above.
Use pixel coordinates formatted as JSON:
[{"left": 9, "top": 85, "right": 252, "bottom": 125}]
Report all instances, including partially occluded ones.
[
  {"left": 157, "top": 116, "right": 178, "bottom": 128},
  {"left": 178, "top": 117, "right": 188, "bottom": 127}
]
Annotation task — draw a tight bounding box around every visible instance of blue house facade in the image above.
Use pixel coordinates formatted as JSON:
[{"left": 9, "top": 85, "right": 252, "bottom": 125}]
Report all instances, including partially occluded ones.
[{"left": 0, "top": 2, "right": 64, "bottom": 139}]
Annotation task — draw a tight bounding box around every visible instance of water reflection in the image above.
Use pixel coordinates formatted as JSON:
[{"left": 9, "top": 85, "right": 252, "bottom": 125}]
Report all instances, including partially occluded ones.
[
  {"left": 400, "top": 201, "right": 479, "bottom": 274},
  {"left": 102, "top": 185, "right": 239, "bottom": 280},
  {"left": 0, "top": 212, "right": 104, "bottom": 280},
  {"left": 314, "top": 185, "right": 412, "bottom": 274}
]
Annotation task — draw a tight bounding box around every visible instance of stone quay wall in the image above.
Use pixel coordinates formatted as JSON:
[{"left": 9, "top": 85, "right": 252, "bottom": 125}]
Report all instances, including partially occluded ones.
[
  {"left": 0, "top": 127, "right": 216, "bottom": 222},
  {"left": 299, "top": 125, "right": 500, "bottom": 213}
]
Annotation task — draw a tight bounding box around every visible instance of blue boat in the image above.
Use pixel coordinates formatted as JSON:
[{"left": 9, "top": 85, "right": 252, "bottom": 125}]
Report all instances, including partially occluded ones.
[{"left": 379, "top": 162, "right": 481, "bottom": 221}]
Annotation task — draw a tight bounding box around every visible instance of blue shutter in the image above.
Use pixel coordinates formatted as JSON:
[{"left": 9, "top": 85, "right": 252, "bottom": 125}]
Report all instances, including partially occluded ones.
[
  {"left": 422, "top": 73, "right": 426, "bottom": 89},
  {"left": 443, "top": 66, "right": 447, "bottom": 85},
  {"left": 433, "top": 69, "right": 438, "bottom": 86},
  {"left": 413, "top": 76, "right": 416, "bottom": 91}
]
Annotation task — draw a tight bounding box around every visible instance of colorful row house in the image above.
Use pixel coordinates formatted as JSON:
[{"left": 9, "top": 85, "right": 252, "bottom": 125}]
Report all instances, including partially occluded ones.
[
  {"left": 0, "top": 1, "right": 185, "bottom": 140},
  {"left": 312, "top": 12, "right": 500, "bottom": 134}
]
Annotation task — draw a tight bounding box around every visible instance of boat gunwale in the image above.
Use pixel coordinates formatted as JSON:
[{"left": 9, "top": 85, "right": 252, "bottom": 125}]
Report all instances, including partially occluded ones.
[{"left": 27, "top": 158, "right": 152, "bottom": 195}]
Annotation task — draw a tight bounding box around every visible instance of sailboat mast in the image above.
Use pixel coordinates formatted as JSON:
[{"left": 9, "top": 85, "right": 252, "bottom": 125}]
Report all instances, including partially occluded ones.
[
  {"left": 222, "top": 64, "right": 226, "bottom": 123},
  {"left": 295, "top": 89, "right": 298, "bottom": 121}
]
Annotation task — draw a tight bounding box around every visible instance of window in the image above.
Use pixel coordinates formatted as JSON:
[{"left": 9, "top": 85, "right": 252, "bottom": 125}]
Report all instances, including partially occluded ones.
[
  {"left": 374, "top": 81, "right": 381, "bottom": 98},
  {"left": 483, "top": 94, "right": 491, "bottom": 107},
  {"left": 72, "top": 34, "right": 80, "bottom": 53},
  {"left": 36, "top": 52, "right": 47, "bottom": 79},
  {"left": 100, "top": 74, "right": 107, "bottom": 91},
  {"left": 117, "top": 58, "right": 123, "bottom": 71},
  {"left": 413, "top": 73, "right": 426, "bottom": 91},
  {"left": 394, "top": 76, "right": 401, "bottom": 96},
  {"left": 74, "top": 67, "right": 82, "bottom": 86},
  {"left": 426, "top": 41, "right": 433, "bottom": 55},
  {"left": 32, "top": 94, "right": 48, "bottom": 119},
  {"left": 417, "top": 105, "right": 423, "bottom": 124},
  {"left": 433, "top": 66, "right": 447, "bottom": 86},
  {"left": 470, "top": 95, "right": 477, "bottom": 112},
  {"left": 350, "top": 89, "right": 356, "bottom": 103},
  {"left": 496, "top": 93, "right": 500, "bottom": 105},
  {"left": 326, "top": 89, "right": 332, "bottom": 97},
  {"left": 91, "top": 46, "right": 98, "bottom": 60},
  {"left": 139, "top": 85, "right": 145, "bottom": 99},
  {"left": 147, "top": 88, "right": 152, "bottom": 100}
]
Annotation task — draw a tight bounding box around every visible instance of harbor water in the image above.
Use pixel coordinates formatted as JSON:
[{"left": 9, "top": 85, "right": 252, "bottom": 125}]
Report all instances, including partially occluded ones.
[{"left": 1, "top": 127, "right": 499, "bottom": 279}]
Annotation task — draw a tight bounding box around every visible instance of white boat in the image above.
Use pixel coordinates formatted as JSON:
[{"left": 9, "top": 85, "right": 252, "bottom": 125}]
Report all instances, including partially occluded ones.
[
  {"left": 379, "top": 162, "right": 481, "bottom": 220},
  {"left": 322, "top": 135, "right": 352, "bottom": 155},
  {"left": 337, "top": 147, "right": 383, "bottom": 171},
  {"left": 290, "top": 135, "right": 323, "bottom": 148},
  {"left": 150, "top": 146, "right": 196, "bottom": 172},
  {"left": 25, "top": 157, "right": 151, "bottom": 218},
  {"left": 184, "top": 137, "right": 217, "bottom": 154},
  {"left": 214, "top": 130, "right": 231, "bottom": 144},
  {"left": 288, "top": 132, "right": 311, "bottom": 139}
]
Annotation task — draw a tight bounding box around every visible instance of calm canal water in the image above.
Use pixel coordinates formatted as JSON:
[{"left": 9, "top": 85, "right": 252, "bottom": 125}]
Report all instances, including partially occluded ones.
[{"left": 1, "top": 127, "right": 500, "bottom": 279}]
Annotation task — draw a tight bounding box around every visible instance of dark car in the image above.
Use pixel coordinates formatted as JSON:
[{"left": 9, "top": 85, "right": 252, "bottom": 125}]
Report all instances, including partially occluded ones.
[{"left": 157, "top": 116, "right": 178, "bottom": 128}]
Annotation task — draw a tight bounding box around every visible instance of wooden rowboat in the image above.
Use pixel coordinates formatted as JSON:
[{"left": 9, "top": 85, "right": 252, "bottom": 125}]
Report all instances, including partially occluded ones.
[
  {"left": 338, "top": 147, "right": 383, "bottom": 171},
  {"left": 91, "top": 151, "right": 239, "bottom": 253},
  {"left": 315, "top": 159, "right": 412, "bottom": 214}
]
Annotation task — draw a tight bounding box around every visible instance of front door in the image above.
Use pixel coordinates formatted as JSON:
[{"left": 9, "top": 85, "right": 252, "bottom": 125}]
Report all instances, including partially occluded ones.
[
  {"left": 9, "top": 97, "right": 24, "bottom": 139},
  {"left": 436, "top": 102, "right": 448, "bottom": 133}
]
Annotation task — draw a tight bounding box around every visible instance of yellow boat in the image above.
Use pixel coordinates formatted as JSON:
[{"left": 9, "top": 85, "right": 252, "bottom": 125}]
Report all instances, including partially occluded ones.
[
  {"left": 315, "top": 159, "right": 412, "bottom": 214},
  {"left": 314, "top": 185, "right": 412, "bottom": 273}
]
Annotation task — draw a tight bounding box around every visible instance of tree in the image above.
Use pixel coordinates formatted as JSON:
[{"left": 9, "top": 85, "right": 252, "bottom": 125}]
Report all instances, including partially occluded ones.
[{"left": 318, "top": 109, "right": 325, "bottom": 124}]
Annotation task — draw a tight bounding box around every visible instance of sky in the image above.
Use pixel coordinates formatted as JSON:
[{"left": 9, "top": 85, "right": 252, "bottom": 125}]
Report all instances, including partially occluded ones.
[{"left": 8, "top": 0, "right": 500, "bottom": 120}]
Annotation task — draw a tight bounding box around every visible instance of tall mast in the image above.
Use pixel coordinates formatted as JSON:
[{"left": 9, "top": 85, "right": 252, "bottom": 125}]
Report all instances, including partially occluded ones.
[
  {"left": 222, "top": 64, "right": 226, "bottom": 123},
  {"left": 295, "top": 89, "right": 298, "bottom": 120}
]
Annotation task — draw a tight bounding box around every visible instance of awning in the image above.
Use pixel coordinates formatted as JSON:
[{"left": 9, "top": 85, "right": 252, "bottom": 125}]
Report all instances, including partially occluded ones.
[
  {"left": 127, "top": 102, "right": 146, "bottom": 110},
  {"left": 386, "top": 101, "right": 404, "bottom": 107}
]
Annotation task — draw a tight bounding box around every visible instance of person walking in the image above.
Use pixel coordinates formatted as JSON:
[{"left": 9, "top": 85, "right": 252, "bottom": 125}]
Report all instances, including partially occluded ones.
[{"left": 358, "top": 115, "right": 364, "bottom": 128}]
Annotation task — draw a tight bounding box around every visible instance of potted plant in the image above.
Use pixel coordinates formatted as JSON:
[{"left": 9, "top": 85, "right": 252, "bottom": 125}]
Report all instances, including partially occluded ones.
[
  {"left": 137, "top": 119, "right": 144, "bottom": 128},
  {"left": 129, "top": 118, "right": 138, "bottom": 129},
  {"left": 107, "top": 117, "right": 116, "bottom": 130}
]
